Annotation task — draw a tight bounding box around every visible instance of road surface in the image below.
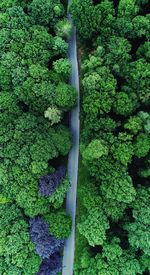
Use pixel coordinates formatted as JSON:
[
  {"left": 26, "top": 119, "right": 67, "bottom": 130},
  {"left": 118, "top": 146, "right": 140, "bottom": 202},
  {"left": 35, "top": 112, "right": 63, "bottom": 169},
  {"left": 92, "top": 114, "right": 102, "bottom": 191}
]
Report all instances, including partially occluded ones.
[{"left": 62, "top": 2, "right": 80, "bottom": 275}]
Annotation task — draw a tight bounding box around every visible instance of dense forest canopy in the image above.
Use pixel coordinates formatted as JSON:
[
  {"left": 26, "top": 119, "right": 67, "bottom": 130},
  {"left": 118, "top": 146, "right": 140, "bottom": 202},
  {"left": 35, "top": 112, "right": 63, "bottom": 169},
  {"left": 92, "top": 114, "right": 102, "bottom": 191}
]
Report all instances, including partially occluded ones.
[
  {"left": 71, "top": 0, "right": 150, "bottom": 274},
  {"left": 0, "top": 0, "right": 76, "bottom": 274},
  {"left": 0, "top": 0, "right": 150, "bottom": 274}
]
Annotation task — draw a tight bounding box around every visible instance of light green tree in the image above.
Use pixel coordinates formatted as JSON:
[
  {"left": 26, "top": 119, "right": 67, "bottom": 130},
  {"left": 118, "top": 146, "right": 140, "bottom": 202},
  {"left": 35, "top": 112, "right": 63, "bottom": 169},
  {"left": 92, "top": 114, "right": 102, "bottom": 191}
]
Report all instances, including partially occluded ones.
[
  {"left": 44, "top": 106, "right": 61, "bottom": 125},
  {"left": 78, "top": 207, "right": 109, "bottom": 247}
]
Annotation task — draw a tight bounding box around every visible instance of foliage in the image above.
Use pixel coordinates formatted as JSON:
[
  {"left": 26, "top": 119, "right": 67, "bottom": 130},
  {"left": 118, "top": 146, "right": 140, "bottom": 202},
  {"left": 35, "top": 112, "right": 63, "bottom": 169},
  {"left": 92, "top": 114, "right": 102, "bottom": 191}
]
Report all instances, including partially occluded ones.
[
  {"left": 138, "top": 111, "right": 150, "bottom": 133},
  {"left": 134, "top": 133, "right": 150, "bottom": 158},
  {"left": 37, "top": 253, "right": 62, "bottom": 275},
  {"left": 124, "top": 186, "right": 150, "bottom": 255},
  {"left": 0, "top": 0, "right": 75, "bottom": 274},
  {"left": 78, "top": 207, "right": 109, "bottom": 247},
  {"left": 104, "top": 36, "right": 131, "bottom": 75},
  {"left": 124, "top": 59, "right": 150, "bottom": 104},
  {"left": 139, "top": 254, "right": 150, "bottom": 273},
  {"left": 0, "top": 203, "right": 41, "bottom": 274},
  {"left": 81, "top": 139, "right": 108, "bottom": 163},
  {"left": 53, "top": 36, "right": 68, "bottom": 56},
  {"left": 55, "top": 82, "right": 77, "bottom": 111},
  {"left": 113, "top": 92, "right": 133, "bottom": 116},
  {"left": 28, "top": 0, "right": 64, "bottom": 26},
  {"left": 0, "top": 114, "right": 71, "bottom": 217},
  {"left": 95, "top": 250, "right": 142, "bottom": 275},
  {"left": 102, "top": 238, "right": 123, "bottom": 261},
  {"left": 72, "top": 0, "right": 150, "bottom": 273},
  {"left": 138, "top": 158, "right": 150, "bottom": 178},
  {"left": 53, "top": 58, "right": 71, "bottom": 81},
  {"left": 55, "top": 19, "right": 72, "bottom": 39},
  {"left": 44, "top": 106, "right": 62, "bottom": 125},
  {"left": 44, "top": 209, "right": 72, "bottom": 239},
  {"left": 29, "top": 217, "right": 64, "bottom": 259},
  {"left": 0, "top": 194, "right": 11, "bottom": 204},
  {"left": 111, "top": 134, "right": 134, "bottom": 165},
  {"left": 71, "top": 0, "right": 114, "bottom": 41},
  {"left": 100, "top": 171, "right": 136, "bottom": 203},
  {"left": 82, "top": 65, "right": 116, "bottom": 116},
  {"left": 137, "top": 42, "right": 150, "bottom": 62},
  {"left": 102, "top": 198, "right": 127, "bottom": 222},
  {"left": 124, "top": 116, "right": 142, "bottom": 134},
  {"left": 48, "top": 176, "right": 70, "bottom": 209},
  {"left": 74, "top": 241, "right": 143, "bottom": 275},
  {"left": 39, "top": 166, "right": 66, "bottom": 197}
]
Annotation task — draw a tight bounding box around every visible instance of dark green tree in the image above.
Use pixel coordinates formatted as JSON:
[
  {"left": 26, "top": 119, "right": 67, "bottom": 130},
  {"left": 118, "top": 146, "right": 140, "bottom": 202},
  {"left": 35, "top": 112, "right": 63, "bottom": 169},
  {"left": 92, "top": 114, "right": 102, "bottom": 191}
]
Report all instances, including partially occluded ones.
[
  {"left": 124, "top": 187, "right": 150, "bottom": 256},
  {"left": 28, "top": 0, "right": 64, "bottom": 26}
]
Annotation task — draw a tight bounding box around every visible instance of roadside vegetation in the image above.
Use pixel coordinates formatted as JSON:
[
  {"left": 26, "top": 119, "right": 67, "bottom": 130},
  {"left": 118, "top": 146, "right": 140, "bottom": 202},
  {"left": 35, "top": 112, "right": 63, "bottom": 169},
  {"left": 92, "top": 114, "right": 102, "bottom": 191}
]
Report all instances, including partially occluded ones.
[
  {"left": 71, "top": 0, "right": 150, "bottom": 274},
  {"left": 0, "top": 0, "right": 77, "bottom": 274}
]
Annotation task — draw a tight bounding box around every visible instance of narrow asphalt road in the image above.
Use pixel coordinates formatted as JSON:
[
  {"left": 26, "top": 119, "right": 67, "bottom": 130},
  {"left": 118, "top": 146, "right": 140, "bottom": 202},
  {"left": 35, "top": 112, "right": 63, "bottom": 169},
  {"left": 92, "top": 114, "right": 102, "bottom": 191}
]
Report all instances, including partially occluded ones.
[{"left": 62, "top": 3, "right": 80, "bottom": 275}]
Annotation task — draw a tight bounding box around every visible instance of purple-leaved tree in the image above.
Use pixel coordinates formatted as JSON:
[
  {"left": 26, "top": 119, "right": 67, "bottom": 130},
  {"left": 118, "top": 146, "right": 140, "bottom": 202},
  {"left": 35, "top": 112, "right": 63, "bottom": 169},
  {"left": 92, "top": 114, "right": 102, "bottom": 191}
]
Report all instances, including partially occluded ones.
[
  {"left": 29, "top": 217, "right": 64, "bottom": 259},
  {"left": 37, "top": 252, "right": 62, "bottom": 275},
  {"left": 39, "top": 166, "right": 66, "bottom": 197}
]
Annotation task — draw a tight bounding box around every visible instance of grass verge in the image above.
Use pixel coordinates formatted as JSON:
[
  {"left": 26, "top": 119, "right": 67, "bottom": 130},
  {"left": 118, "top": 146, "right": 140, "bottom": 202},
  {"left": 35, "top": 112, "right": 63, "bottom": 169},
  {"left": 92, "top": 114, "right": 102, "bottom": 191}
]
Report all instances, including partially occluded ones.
[{"left": 74, "top": 159, "right": 89, "bottom": 269}]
